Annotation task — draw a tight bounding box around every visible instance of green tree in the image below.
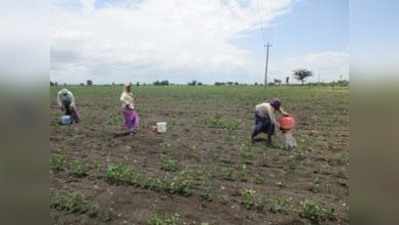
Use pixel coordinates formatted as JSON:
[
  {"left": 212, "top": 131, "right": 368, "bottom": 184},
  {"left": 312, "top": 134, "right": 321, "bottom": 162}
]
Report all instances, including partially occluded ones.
[{"left": 293, "top": 69, "right": 313, "bottom": 85}]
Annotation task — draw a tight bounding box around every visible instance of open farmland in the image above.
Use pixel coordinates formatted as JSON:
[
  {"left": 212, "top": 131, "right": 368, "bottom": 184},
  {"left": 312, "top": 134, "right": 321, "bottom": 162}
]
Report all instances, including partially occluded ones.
[{"left": 50, "top": 85, "right": 349, "bottom": 225}]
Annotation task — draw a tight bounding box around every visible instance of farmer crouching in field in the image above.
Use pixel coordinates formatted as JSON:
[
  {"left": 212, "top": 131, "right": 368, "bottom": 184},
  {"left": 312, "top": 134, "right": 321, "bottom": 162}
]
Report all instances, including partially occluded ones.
[
  {"left": 57, "top": 88, "right": 80, "bottom": 124},
  {"left": 251, "top": 98, "right": 289, "bottom": 145},
  {"left": 120, "top": 83, "right": 140, "bottom": 135}
]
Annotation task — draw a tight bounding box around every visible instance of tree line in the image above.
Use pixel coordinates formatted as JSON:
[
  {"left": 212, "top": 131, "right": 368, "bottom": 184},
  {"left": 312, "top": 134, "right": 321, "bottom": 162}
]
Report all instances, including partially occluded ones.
[{"left": 50, "top": 68, "right": 348, "bottom": 87}]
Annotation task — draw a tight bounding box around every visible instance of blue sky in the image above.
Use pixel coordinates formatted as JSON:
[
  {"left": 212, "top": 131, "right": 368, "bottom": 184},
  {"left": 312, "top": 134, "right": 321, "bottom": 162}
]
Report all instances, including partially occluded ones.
[
  {"left": 50, "top": 0, "right": 349, "bottom": 84},
  {"left": 351, "top": 0, "right": 399, "bottom": 77}
]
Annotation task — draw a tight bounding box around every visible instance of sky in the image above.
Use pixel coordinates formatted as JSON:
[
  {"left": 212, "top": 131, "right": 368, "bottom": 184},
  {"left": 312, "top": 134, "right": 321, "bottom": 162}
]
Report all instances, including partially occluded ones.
[
  {"left": 350, "top": 0, "right": 399, "bottom": 80},
  {"left": 50, "top": 0, "right": 350, "bottom": 84}
]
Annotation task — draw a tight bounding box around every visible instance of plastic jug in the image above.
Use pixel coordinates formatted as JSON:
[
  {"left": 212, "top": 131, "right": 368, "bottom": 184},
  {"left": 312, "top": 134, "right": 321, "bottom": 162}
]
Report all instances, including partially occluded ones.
[{"left": 278, "top": 115, "right": 296, "bottom": 131}]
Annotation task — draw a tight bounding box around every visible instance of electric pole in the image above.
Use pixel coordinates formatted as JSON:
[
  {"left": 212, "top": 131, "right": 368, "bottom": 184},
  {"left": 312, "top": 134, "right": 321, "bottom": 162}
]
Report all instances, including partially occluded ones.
[{"left": 264, "top": 42, "right": 272, "bottom": 86}]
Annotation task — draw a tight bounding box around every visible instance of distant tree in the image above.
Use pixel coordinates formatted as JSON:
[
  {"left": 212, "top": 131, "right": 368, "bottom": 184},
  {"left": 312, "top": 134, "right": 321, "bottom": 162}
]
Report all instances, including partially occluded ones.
[
  {"left": 286, "top": 76, "right": 290, "bottom": 85},
  {"left": 136, "top": 82, "right": 140, "bottom": 86},
  {"left": 188, "top": 80, "right": 197, "bottom": 86},
  {"left": 227, "top": 81, "right": 233, "bottom": 85},
  {"left": 254, "top": 82, "right": 258, "bottom": 86},
  {"left": 214, "top": 82, "right": 225, "bottom": 86},
  {"left": 274, "top": 79, "right": 282, "bottom": 85},
  {"left": 80, "top": 83, "right": 85, "bottom": 86},
  {"left": 86, "top": 80, "right": 93, "bottom": 86},
  {"left": 153, "top": 80, "right": 169, "bottom": 86},
  {"left": 234, "top": 82, "right": 239, "bottom": 85},
  {"left": 50, "top": 81, "right": 54, "bottom": 86},
  {"left": 293, "top": 69, "right": 313, "bottom": 85},
  {"left": 197, "top": 82, "right": 203, "bottom": 86}
]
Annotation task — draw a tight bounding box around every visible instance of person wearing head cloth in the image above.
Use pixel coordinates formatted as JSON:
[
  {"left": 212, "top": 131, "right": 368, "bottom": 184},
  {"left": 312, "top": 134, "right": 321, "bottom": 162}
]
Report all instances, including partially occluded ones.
[
  {"left": 251, "top": 98, "right": 289, "bottom": 144},
  {"left": 120, "top": 82, "right": 140, "bottom": 135},
  {"left": 57, "top": 88, "right": 80, "bottom": 123}
]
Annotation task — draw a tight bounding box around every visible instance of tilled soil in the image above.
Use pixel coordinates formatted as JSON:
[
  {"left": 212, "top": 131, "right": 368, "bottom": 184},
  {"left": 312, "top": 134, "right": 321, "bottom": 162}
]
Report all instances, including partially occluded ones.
[{"left": 50, "top": 86, "right": 349, "bottom": 225}]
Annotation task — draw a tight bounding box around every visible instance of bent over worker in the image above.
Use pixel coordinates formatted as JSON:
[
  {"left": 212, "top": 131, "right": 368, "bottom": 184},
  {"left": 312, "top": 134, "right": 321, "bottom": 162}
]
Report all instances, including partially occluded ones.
[{"left": 251, "top": 98, "right": 289, "bottom": 145}]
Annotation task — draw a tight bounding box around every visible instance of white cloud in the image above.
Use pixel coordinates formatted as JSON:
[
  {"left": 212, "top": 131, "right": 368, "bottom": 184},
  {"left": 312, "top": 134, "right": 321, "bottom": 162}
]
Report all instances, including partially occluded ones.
[
  {"left": 50, "top": 0, "right": 349, "bottom": 84},
  {"left": 50, "top": 0, "right": 296, "bottom": 84},
  {"left": 0, "top": 0, "right": 48, "bottom": 86}
]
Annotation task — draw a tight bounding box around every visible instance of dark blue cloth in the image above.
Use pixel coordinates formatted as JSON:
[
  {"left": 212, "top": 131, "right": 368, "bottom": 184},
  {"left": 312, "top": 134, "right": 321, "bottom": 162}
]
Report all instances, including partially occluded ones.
[{"left": 251, "top": 111, "right": 275, "bottom": 138}]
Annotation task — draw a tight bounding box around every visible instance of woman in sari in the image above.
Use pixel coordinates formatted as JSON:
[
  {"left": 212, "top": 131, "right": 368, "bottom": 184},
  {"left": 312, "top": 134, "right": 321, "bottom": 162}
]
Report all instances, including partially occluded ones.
[
  {"left": 120, "top": 83, "right": 140, "bottom": 135},
  {"left": 57, "top": 88, "right": 80, "bottom": 124}
]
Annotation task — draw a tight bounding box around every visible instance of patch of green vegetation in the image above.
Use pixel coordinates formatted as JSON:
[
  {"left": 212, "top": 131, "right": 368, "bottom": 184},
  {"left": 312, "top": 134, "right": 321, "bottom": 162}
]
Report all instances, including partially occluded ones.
[
  {"left": 220, "top": 167, "right": 236, "bottom": 181},
  {"left": 50, "top": 192, "right": 98, "bottom": 217},
  {"left": 239, "top": 164, "right": 249, "bottom": 182},
  {"left": 310, "top": 177, "right": 321, "bottom": 193},
  {"left": 254, "top": 175, "right": 265, "bottom": 184},
  {"left": 241, "top": 188, "right": 257, "bottom": 209},
  {"left": 300, "top": 200, "right": 336, "bottom": 224},
  {"left": 50, "top": 153, "right": 65, "bottom": 171},
  {"left": 270, "top": 197, "right": 291, "bottom": 214},
  {"left": 105, "top": 164, "right": 194, "bottom": 196},
  {"left": 160, "top": 155, "right": 178, "bottom": 172},
  {"left": 207, "top": 115, "right": 240, "bottom": 130},
  {"left": 69, "top": 160, "right": 89, "bottom": 177},
  {"left": 106, "top": 164, "right": 138, "bottom": 184},
  {"left": 147, "top": 213, "right": 181, "bottom": 225}
]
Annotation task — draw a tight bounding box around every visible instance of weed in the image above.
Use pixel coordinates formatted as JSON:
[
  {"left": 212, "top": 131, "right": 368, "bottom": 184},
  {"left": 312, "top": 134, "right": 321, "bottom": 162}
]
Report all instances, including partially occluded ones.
[
  {"left": 301, "top": 200, "right": 336, "bottom": 223},
  {"left": 50, "top": 192, "right": 98, "bottom": 216},
  {"left": 50, "top": 154, "right": 65, "bottom": 171},
  {"left": 239, "top": 164, "right": 249, "bottom": 182},
  {"left": 207, "top": 115, "right": 240, "bottom": 130},
  {"left": 94, "top": 160, "right": 102, "bottom": 177},
  {"left": 164, "top": 170, "right": 194, "bottom": 196},
  {"left": 69, "top": 160, "right": 89, "bottom": 177},
  {"left": 310, "top": 177, "right": 321, "bottom": 193},
  {"left": 105, "top": 164, "right": 193, "bottom": 196},
  {"left": 160, "top": 156, "right": 178, "bottom": 172},
  {"left": 254, "top": 175, "right": 265, "bottom": 184},
  {"left": 220, "top": 167, "right": 235, "bottom": 181},
  {"left": 241, "top": 188, "right": 257, "bottom": 209},
  {"left": 147, "top": 213, "right": 181, "bottom": 225},
  {"left": 105, "top": 164, "right": 137, "bottom": 184},
  {"left": 270, "top": 197, "right": 291, "bottom": 214}
]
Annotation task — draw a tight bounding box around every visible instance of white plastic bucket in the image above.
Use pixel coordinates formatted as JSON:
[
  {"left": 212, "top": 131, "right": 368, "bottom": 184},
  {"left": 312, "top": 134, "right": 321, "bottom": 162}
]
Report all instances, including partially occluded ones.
[
  {"left": 60, "top": 115, "right": 72, "bottom": 125},
  {"left": 156, "top": 122, "right": 167, "bottom": 133}
]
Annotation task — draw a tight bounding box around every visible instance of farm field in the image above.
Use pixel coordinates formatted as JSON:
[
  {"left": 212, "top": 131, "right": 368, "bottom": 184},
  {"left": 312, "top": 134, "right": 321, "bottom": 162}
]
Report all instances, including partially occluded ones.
[{"left": 50, "top": 85, "right": 349, "bottom": 225}]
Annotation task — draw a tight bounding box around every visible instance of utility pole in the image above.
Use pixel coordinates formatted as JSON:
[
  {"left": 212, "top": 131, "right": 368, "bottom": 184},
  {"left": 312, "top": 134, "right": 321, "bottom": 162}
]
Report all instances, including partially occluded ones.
[
  {"left": 264, "top": 42, "right": 272, "bottom": 86},
  {"left": 318, "top": 72, "right": 321, "bottom": 83}
]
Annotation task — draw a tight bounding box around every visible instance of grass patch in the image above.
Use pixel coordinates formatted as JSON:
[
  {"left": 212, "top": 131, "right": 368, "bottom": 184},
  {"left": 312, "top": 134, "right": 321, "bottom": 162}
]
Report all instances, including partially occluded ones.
[
  {"left": 106, "top": 164, "right": 139, "bottom": 184},
  {"left": 160, "top": 155, "right": 178, "bottom": 172},
  {"left": 300, "top": 200, "right": 336, "bottom": 224},
  {"left": 69, "top": 160, "right": 89, "bottom": 177},
  {"left": 270, "top": 197, "right": 291, "bottom": 214},
  {"left": 50, "top": 154, "right": 65, "bottom": 171},
  {"left": 241, "top": 188, "right": 257, "bottom": 209},
  {"left": 147, "top": 213, "right": 181, "bottom": 225},
  {"left": 207, "top": 115, "right": 240, "bottom": 130},
  {"left": 50, "top": 192, "right": 98, "bottom": 217},
  {"left": 105, "top": 164, "right": 194, "bottom": 196}
]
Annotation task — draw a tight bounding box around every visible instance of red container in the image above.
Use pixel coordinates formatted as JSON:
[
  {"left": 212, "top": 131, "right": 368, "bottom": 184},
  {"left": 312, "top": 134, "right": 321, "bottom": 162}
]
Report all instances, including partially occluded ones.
[{"left": 278, "top": 115, "right": 296, "bottom": 131}]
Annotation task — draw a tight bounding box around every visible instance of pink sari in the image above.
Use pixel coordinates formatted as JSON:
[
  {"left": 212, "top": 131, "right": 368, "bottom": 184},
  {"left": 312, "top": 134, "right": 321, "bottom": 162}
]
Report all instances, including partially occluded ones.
[{"left": 122, "top": 106, "right": 140, "bottom": 131}]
